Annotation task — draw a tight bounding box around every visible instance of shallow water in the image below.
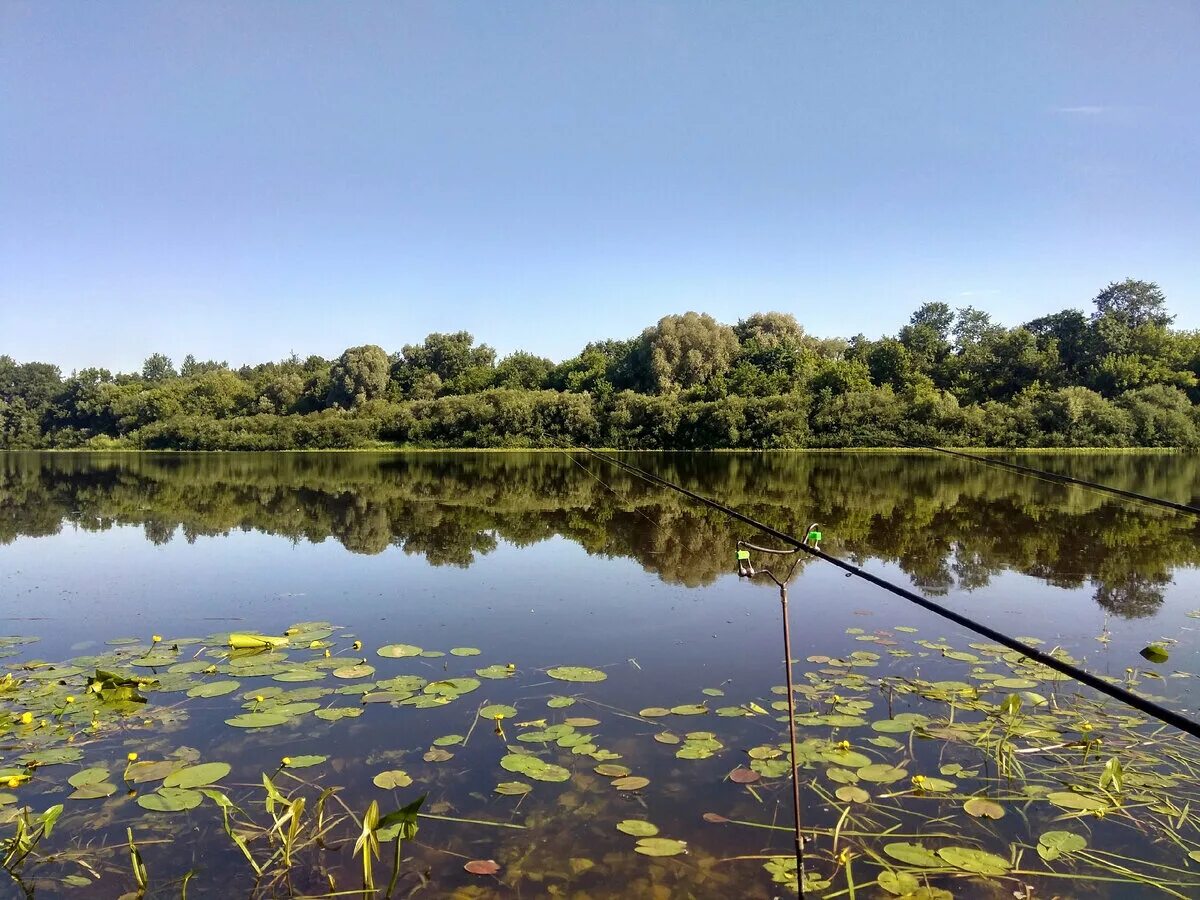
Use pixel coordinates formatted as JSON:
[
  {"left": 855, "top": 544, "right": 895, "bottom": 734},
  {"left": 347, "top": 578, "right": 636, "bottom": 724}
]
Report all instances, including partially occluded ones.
[{"left": 1, "top": 450, "right": 1199, "bottom": 898}]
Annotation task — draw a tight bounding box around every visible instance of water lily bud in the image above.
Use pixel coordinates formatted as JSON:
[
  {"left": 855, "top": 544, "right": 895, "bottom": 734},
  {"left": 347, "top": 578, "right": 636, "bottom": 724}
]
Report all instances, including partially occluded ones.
[
  {"left": 127, "top": 752, "right": 138, "bottom": 762},
  {"left": 19, "top": 712, "right": 32, "bottom": 725},
  {"left": 65, "top": 695, "right": 75, "bottom": 703},
  {"left": 152, "top": 635, "right": 162, "bottom": 643},
  {"left": 352, "top": 640, "right": 362, "bottom": 651},
  {"left": 7, "top": 777, "right": 19, "bottom": 789},
  {"left": 282, "top": 757, "right": 292, "bottom": 766}
]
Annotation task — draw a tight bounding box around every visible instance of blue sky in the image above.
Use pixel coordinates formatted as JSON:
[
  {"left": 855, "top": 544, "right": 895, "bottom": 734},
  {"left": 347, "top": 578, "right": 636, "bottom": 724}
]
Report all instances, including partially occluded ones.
[{"left": 2, "top": 1, "right": 1197, "bottom": 373}]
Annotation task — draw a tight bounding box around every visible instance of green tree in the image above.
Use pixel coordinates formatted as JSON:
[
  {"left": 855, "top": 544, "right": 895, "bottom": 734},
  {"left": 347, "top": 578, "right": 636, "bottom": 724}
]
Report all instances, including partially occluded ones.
[
  {"left": 1092, "top": 279, "right": 1173, "bottom": 329},
  {"left": 633, "top": 312, "right": 739, "bottom": 394},
  {"left": 141, "top": 353, "right": 177, "bottom": 382},
  {"left": 327, "top": 345, "right": 390, "bottom": 408}
]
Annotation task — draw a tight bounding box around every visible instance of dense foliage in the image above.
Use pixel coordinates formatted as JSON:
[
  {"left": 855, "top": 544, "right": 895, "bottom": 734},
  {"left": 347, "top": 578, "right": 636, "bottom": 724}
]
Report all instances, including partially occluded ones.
[{"left": 3, "top": 280, "right": 1198, "bottom": 448}]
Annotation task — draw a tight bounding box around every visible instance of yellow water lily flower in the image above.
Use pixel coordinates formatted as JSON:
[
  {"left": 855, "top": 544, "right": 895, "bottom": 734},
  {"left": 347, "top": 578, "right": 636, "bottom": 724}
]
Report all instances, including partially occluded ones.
[
  {"left": 152, "top": 635, "right": 162, "bottom": 643},
  {"left": 352, "top": 640, "right": 362, "bottom": 651},
  {"left": 65, "top": 695, "right": 75, "bottom": 704},
  {"left": 127, "top": 752, "right": 138, "bottom": 762},
  {"left": 281, "top": 757, "right": 292, "bottom": 767},
  {"left": 19, "top": 712, "right": 32, "bottom": 725},
  {"left": 6, "top": 777, "right": 19, "bottom": 789}
]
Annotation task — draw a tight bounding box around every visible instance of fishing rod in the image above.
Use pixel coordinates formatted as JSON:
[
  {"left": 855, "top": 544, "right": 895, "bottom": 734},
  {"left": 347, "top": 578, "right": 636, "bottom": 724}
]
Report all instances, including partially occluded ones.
[
  {"left": 584, "top": 448, "right": 1200, "bottom": 743},
  {"left": 920, "top": 445, "right": 1200, "bottom": 517}
]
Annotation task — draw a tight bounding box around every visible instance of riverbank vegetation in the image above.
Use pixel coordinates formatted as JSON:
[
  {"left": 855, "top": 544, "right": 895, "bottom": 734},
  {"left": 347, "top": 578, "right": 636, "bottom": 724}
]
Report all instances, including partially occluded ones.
[{"left": 3, "top": 280, "right": 1198, "bottom": 449}]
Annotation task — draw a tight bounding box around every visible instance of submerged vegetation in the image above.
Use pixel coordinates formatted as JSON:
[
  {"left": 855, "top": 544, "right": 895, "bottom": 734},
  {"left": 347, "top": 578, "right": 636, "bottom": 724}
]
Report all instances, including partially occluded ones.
[
  {"left": 3, "top": 280, "right": 1200, "bottom": 449},
  {"left": 2, "top": 617, "right": 1200, "bottom": 897}
]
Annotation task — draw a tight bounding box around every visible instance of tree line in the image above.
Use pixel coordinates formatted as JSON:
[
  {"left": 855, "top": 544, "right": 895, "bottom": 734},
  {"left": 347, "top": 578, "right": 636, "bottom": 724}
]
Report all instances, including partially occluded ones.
[
  {"left": 3, "top": 450, "right": 1193, "bottom": 618},
  {"left": 2, "top": 278, "right": 1198, "bottom": 449}
]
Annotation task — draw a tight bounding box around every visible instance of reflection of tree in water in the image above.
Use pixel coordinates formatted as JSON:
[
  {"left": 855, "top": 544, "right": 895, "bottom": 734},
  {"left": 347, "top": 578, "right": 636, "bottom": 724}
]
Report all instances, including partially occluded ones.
[
  {"left": 1, "top": 450, "right": 1197, "bottom": 618},
  {"left": 1093, "top": 573, "right": 1173, "bottom": 619}
]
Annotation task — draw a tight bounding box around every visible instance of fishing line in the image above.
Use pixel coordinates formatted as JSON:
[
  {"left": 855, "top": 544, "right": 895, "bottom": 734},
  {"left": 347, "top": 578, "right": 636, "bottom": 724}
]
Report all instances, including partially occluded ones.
[
  {"left": 584, "top": 448, "right": 1200, "bottom": 741},
  {"left": 920, "top": 445, "right": 1200, "bottom": 518},
  {"left": 555, "top": 447, "right": 665, "bottom": 533}
]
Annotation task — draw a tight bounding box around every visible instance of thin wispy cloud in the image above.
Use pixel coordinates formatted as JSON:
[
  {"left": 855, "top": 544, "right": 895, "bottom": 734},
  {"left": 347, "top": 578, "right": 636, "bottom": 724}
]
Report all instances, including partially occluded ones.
[{"left": 1053, "top": 105, "right": 1108, "bottom": 115}]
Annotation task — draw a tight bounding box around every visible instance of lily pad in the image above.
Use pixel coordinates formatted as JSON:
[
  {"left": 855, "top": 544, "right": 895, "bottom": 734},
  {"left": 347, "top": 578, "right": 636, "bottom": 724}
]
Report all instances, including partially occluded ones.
[
  {"left": 963, "top": 797, "right": 1005, "bottom": 819},
  {"left": 450, "top": 647, "right": 481, "bottom": 656},
  {"left": 373, "top": 770, "right": 413, "bottom": 789},
  {"left": 186, "top": 680, "right": 240, "bottom": 698},
  {"left": 225, "top": 712, "right": 289, "bottom": 728},
  {"left": 594, "top": 764, "right": 630, "bottom": 777},
  {"left": 546, "top": 666, "right": 607, "bottom": 683},
  {"left": 835, "top": 785, "right": 870, "bottom": 803},
  {"left": 332, "top": 664, "right": 375, "bottom": 679},
  {"left": 67, "top": 768, "right": 110, "bottom": 788},
  {"left": 612, "top": 776, "right": 650, "bottom": 791},
  {"left": 282, "top": 755, "right": 326, "bottom": 768},
  {"left": 883, "top": 842, "right": 943, "bottom": 868},
  {"left": 480, "top": 704, "right": 517, "bottom": 719},
  {"left": 634, "top": 837, "right": 687, "bottom": 857},
  {"left": 377, "top": 644, "right": 423, "bottom": 658},
  {"left": 1047, "top": 791, "right": 1108, "bottom": 811},
  {"left": 1140, "top": 644, "right": 1170, "bottom": 664},
  {"left": 494, "top": 782, "right": 532, "bottom": 796},
  {"left": 1038, "top": 830, "right": 1087, "bottom": 861},
  {"left": 936, "top": 846, "right": 1010, "bottom": 875},
  {"left": 137, "top": 787, "right": 203, "bottom": 812},
  {"left": 163, "top": 762, "right": 231, "bottom": 789},
  {"left": 464, "top": 859, "right": 500, "bottom": 876},
  {"left": 500, "top": 753, "right": 570, "bottom": 783},
  {"left": 616, "top": 819, "right": 659, "bottom": 836}
]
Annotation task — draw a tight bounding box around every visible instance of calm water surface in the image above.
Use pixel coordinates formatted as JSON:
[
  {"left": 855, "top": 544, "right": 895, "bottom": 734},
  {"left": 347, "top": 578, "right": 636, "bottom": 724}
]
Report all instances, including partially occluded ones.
[{"left": 2, "top": 451, "right": 1199, "bottom": 898}]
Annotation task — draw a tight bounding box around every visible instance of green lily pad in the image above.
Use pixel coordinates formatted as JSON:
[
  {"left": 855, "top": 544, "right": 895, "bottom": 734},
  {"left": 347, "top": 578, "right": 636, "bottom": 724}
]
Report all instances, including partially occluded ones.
[
  {"left": 282, "top": 755, "right": 326, "bottom": 768},
  {"left": 314, "top": 707, "right": 363, "bottom": 721},
  {"left": 225, "top": 712, "right": 288, "bottom": 728},
  {"left": 639, "top": 707, "right": 671, "bottom": 717},
  {"left": 332, "top": 664, "right": 375, "bottom": 679},
  {"left": 669, "top": 704, "right": 708, "bottom": 716},
  {"left": 480, "top": 704, "right": 517, "bottom": 720},
  {"left": 963, "top": 797, "right": 1005, "bottom": 819},
  {"left": 857, "top": 764, "right": 908, "bottom": 783},
  {"left": 494, "top": 782, "right": 531, "bottom": 796},
  {"left": 835, "top": 785, "right": 870, "bottom": 803},
  {"left": 547, "top": 697, "right": 576, "bottom": 708},
  {"left": 475, "top": 665, "right": 514, "bottom": 680},
  {"left": 1047, "top": 791, "right": 1108, "bottom": 811},
  {"left": 163, "top": 762, "right": 231, "bottom": 789},
  {"left": 547, "top": 666, "right": 607, "bottom": 683},
  {"left": 595, "top": 764, "right": 630, "bottom": 777},
  {"left": 68, "top": 781, "right": 117, "bottom": 800},
  {"left": 67, "top": 768, "right": 110, "bottom": 788},
  {"left": 1037, "top": 830, "right": 1087, "bottom": 861},
  {"left": 883, "top": 842, "right": 943, "bottom": 868},
  {"left": 373, "top": 770, "right": 413, "bottom": 789},
  {"left": 433, "top": 734, "right": 464, "bottom": 747},
  {"left": 500, "top": 753, "right": 570, "bottom": 783},
  {"left": 936, "top": 846, "right": 1010, "bottom": 875},
  {"left": 125, "top": 761, "right": 181, "bottom": 784},
  {"left": 634, "top": 837, "right": 686, "bottom": 857},
  {"left": 186, "top": 680, "right": 240, "bottom": 698},
  {"left": 137, "top": 787, "right": 203, "bottom": 812},
  {"left": 617, "top": 819, "right": 659, "bottom": 836},
  {"left": 377, "top": 644, "right": 423, "bottom": 658},
  {"left": 450, "top": 648, "right": 481, "bottom": 656},
  {"left": 272, "top": 670, "right": 325, "bottom": 683},
  {"left": 612, "top": 776, "right": 649, "bottom": 791},
  {"left": 1140, "top": 644, "right": 1170, "bottom": 664}
]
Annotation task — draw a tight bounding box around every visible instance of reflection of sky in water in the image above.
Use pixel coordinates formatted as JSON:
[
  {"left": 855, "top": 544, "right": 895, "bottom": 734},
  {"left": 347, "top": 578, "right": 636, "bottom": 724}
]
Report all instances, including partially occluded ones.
[
  {"left": 6, "top": 511, "right": 1200, "bottom": 717},
  {"left": 3, "top": 453, "right": 1200, "bottom": 897}
]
